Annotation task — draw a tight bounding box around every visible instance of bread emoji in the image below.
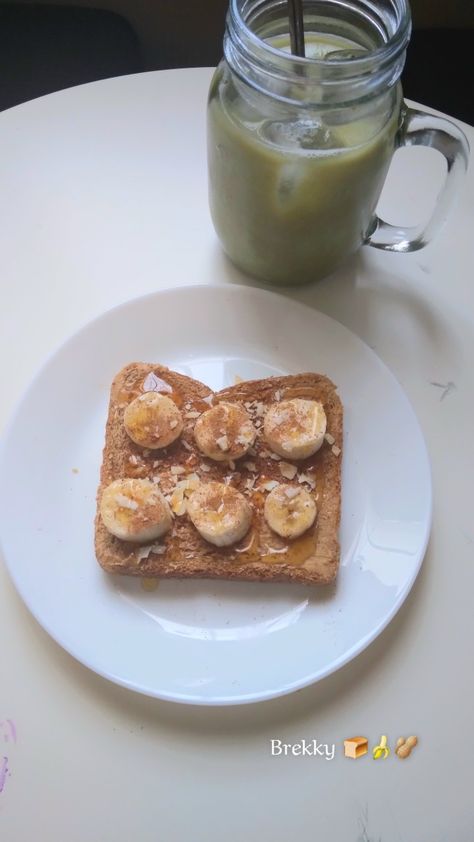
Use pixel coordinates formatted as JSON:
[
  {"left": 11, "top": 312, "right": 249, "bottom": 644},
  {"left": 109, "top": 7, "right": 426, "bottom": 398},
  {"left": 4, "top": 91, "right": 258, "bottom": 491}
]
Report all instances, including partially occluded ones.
[{"left": 343, "top": 737, "right": 368, "bottom": 759}]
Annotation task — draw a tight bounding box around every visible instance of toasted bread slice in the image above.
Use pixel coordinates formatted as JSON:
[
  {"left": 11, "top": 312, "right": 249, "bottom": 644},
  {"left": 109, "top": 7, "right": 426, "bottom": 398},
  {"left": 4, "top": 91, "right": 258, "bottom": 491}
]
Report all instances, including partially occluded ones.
[{"left": 95, "top": 364, "right": 342, "bottom": 585}]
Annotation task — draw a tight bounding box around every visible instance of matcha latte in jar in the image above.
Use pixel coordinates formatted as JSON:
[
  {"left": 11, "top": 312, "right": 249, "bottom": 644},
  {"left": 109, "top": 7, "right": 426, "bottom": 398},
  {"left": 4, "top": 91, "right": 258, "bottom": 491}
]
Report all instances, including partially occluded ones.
[{"left": 207, "top": 0, "right": 468, "bottom": 286}]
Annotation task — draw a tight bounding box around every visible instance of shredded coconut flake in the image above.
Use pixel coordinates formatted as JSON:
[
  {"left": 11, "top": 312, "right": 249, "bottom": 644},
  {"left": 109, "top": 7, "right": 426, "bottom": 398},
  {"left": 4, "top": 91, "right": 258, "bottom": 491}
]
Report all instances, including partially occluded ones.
[
  {"left": 243, "top": 461, "right": 257, "bottom": 472},
  {"left": 185, "top": 410, "right": 200, "bottom": 419},
  {"left": 116, "top": 494, "right": 138, "bottom": 510},
  {"left": 129, "top": 455, "right": 139, "bottom": 466},
  {"left": 216, "top": 434, "right": 229, "bottom": 451},
  {"left": 261, "top": 480, "right": 279, "bottom": 492},
  {"left": 136, "top": 545, "right": 153, "bottom": 561},
  {"left": 184, "top": 474, "right": 200, "bottom": 495},
  {"left": 142, "top": 372, "right": 172, "bottom": 393},
  {"left": 171, "top": 466, "right": 186, "bottom": 475},
  {"left": 298, "top": 472, "right": 315, "bottom": 488},
  {"left": 324, "top": 433, "right": 335, "bottom": 446},
  {"left": 203, "top": 394, "right": 214, "bottom": 406},
  {"left": 182, "top": 440, "right": 192, "bottom": 451},
  {"left": 151, "top": 543, "right": 166, "bottom": 554},
  {"left": 332, "top": 445, "right": 341, "bottom": 456},
  {"left": 200, "top": 463, "right": 211, "bottom": 472},
  {"left": 235, "top": 535, "right": 255, "bottom": 553},
  {"left": 170, "top": 420, "right": 178, "bottom": 429},
  {"left": 284, "top": 486, "right": 300, "bottom": 499},
  {"left": 169, "top": 485, "right": 187, "bottom": 515},
  {"left": 136, "top": 541, "right": 166, "bottom": 562},
  {"left": 279, "top": 462, "right": 298, "bottom": 480}
]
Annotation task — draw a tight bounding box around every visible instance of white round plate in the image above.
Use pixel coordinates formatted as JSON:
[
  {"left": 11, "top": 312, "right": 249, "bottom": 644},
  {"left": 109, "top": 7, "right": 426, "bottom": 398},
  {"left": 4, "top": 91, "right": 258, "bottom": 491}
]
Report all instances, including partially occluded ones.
[{"left": 0, "top": 285, "right": 431, "bottom": 705}]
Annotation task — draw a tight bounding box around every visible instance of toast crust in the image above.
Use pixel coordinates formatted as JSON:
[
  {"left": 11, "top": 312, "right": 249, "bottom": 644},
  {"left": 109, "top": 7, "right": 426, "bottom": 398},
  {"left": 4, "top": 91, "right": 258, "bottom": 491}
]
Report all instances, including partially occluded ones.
[{"left": 95, "top": 364, "right": 342, "bottom": 585}]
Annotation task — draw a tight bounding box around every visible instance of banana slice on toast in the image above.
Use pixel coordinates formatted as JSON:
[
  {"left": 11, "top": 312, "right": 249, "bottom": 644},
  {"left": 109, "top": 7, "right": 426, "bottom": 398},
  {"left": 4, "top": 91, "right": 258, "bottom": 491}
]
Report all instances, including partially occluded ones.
[
  {"left": 100, "top": 478, "right": 173, "bottom": 542},
  {"left": 264, "top": 483, "right": 317, "bottom": 539},
  {"left": 124, "top": 393, "right": 183, "bottom": 449},
  {"left": 264, "top": 398, "right": 326, "bottom": 460},
  {"left": 187, "top": 481, "right": 252, "bottom": 547},
  {"left": 194, "top": 402, "right": 256, "bottom": 461}
]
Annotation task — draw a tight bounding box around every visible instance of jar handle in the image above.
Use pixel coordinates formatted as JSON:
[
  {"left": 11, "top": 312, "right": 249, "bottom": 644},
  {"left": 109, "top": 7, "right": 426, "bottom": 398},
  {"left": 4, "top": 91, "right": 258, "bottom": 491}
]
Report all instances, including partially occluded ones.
[{"left": 366, "top": 105, "right": 469, "bottom": 252}]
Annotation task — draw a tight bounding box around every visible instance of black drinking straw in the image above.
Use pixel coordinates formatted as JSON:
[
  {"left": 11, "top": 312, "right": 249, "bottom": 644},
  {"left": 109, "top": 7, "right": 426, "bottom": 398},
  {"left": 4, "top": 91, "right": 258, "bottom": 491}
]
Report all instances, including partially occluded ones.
[{"left": 288, "top": 0, "right": 305, "bottom": 57}]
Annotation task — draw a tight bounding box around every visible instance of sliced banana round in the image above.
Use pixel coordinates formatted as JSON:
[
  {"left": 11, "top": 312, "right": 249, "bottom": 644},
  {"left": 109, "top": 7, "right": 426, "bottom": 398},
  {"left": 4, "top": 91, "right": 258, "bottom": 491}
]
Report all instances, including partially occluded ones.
[
  {"left": 187, "top": 481, "right": 252, "bottom": 547},
  {"left": 100, "top": 478, "right": 173, "bottom": 542},
  {"left": 194, "top": 402, "right": 256, "bottom": 462},
  {"left": 264, "top": 398, "right": 326, "bottom": 460},
  {"left": 264, "top": 483, "right": 317, "bottom": 539},
  {"left": 124, "top": 392, "right": 183, "bottom": 449}
]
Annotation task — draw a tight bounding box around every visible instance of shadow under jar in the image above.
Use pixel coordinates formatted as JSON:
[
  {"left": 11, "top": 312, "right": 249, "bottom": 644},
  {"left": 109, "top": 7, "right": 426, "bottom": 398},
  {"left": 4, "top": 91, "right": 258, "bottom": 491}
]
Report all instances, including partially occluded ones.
[{"left": 207, "top": 0, "right": 469, "bottom": 286}]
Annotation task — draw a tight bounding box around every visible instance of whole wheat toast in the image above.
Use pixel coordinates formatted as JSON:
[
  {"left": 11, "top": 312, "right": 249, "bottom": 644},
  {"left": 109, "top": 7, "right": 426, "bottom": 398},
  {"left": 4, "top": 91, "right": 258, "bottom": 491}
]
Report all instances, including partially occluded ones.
[{"left": 95, "top": 363, "right": 343, "bottom": 585}]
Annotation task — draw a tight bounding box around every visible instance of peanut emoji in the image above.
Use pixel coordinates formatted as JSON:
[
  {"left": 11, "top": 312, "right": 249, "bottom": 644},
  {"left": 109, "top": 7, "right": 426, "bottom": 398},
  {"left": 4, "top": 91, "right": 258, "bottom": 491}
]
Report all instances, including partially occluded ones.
[{"left": 396, "top": 735, "right": 418, "bottom": 759}]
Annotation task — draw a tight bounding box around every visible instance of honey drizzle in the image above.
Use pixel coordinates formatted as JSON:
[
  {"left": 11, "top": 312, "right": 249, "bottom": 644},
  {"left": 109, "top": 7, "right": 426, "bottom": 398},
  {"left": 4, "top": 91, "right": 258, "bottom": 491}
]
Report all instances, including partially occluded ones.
[{"left": 228, "top": 474, "right": 322, "bottom": 567}]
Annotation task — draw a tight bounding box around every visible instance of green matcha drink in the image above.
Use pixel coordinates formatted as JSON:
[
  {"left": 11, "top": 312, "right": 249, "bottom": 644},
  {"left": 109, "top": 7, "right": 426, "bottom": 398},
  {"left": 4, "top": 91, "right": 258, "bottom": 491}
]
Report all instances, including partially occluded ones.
[
  {"left": 208, "top": 1, "right": 467, "bottom": 284},
  {"left": 208, "top": 31, "right": 402, "bottom": 285}
]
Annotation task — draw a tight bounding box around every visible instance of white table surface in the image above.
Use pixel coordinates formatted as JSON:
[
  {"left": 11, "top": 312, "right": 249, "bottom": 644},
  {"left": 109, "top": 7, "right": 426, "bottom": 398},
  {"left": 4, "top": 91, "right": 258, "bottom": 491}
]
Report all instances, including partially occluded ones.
[{"left": 0, "top": 67, "right": 473, "bottom": 841}]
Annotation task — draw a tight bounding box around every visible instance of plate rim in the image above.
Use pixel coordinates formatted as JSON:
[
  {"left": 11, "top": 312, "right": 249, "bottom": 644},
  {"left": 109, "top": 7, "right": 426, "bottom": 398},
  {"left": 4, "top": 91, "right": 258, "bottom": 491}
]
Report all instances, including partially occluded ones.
[{"left": 0, "top": 283, "right": 433, "bottom": 705}]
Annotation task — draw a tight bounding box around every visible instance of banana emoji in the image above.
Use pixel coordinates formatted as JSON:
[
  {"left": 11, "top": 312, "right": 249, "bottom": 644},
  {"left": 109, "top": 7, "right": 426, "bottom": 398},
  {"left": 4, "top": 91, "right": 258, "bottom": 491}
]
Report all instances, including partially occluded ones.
[
  {"left": 372, "top": 735, "right": 390, "bottom": 759},
  {"left": 124, "top": 393, "right": 183, "bottom": 449},
  {"left": 264, "top": 398, "right": 327, "bottom": 460},
  {"left": 100, "top": 478, "right": 173, "bottom": 542},
  {"left": 194, "top": 402, "right": 256, "bottom": 461},
  {"left": 264, "top": 483, "right": 317, "bottom": 539},
  {"left": 187, "top": 481, "right": 252, "bottom": 546}
]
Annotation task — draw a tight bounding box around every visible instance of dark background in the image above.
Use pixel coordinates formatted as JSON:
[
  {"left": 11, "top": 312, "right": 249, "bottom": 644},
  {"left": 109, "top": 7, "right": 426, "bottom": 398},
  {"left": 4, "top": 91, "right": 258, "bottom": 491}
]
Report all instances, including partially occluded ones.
[{"left": 0, "top": 0, "right": 473, "bottom": 123}]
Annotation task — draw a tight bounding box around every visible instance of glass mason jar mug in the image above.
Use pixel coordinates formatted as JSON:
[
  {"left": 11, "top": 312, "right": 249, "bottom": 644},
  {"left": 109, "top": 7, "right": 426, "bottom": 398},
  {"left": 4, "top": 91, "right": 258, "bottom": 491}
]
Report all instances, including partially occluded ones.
[{"left": 207, "top": 0, "right": 469, "bottom": 286}]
